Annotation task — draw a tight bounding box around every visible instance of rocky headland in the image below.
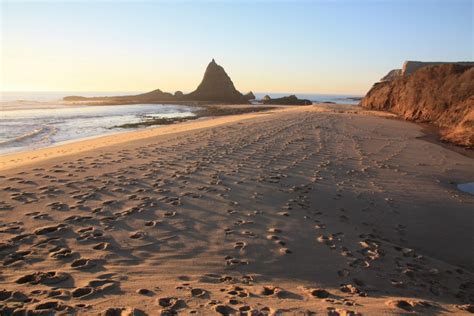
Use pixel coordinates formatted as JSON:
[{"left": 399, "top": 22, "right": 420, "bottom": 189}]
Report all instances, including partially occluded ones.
[
  {"left": 64, "top": 59, "right": 252, "bottom": 105},
  {"left": 262, "top": 94, "right": 312, "bottom": 105},
  {"left": 361, "top": 62, "right": 474, "bottom": 147}
]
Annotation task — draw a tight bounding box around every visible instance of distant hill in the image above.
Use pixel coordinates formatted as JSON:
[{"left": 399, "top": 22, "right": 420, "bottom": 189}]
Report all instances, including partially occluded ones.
[{"left": 63, "top": 89, "right": 175, "bottom": 103}]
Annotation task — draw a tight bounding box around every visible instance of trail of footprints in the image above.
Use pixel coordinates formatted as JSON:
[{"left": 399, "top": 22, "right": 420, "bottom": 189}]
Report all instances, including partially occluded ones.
[{"left": 0, "top": 110, "right": 473, "bottom": 315}]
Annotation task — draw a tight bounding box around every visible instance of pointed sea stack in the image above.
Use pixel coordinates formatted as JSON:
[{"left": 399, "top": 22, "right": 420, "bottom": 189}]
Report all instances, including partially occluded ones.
[
  {"left": 186, "top": 59, "right": 247, "bottom": 103},
  {"left": 243, "top": 91, "right": 256, "bottom": 101},
  {"left": 64, "top": 58, "right": 250, "bottom": 104}
]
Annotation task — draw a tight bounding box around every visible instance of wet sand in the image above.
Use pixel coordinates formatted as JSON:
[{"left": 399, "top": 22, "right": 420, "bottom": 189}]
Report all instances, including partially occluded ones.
[{"left": 1, "top": 104, "right": 473, "bottom": 315}]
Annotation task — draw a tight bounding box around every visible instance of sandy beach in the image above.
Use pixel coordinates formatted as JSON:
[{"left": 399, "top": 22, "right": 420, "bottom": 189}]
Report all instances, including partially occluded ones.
[{"left": 1, "top": 104, "right": 473, "bottom": 315}]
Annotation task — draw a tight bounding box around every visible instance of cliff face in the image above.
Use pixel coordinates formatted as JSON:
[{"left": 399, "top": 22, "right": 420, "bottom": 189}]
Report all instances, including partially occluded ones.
[
  {"left": 380, "top": 69, "right": 402, "bottom": 82},
  {"left": 378, "top": 61, "right": 474, "bottom": 83},
  {"left": 185, "top": 59, "right": 246, "bottom": 103},
  {"left": 402, "top": 61, "right": 474, "bottom": 76},
  {"left": 360, "top": 64, "right": 474, "bottom": 147}
]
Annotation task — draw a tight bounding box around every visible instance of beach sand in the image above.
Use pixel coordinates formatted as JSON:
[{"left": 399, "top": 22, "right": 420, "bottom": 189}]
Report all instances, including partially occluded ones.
[{"left": 0, "top": 104, "right": 473, "bottom": 315}]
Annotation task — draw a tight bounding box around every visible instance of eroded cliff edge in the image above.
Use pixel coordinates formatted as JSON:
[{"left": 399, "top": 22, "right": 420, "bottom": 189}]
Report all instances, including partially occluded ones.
[{"left": 360, "top": 64, "right": 474, "bottom": 147}]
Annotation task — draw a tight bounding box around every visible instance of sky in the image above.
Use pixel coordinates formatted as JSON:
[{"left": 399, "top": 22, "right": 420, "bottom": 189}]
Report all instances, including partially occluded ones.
[{"left": 1, "top": 0, "right": 472, "bottom": 95}]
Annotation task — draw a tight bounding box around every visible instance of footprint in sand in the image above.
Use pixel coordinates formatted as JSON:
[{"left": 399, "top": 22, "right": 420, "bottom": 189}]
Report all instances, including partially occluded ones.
[
  {"left": 34, "top": 224, "right": 68, "bottom": 235},
  {"left": 234, "top": 241, "right": 247, "bottom": 250},
  {"left": 157, "top": 297, "right": 186, "bottom": 310},
  {"left": 73, "top": 279, "right": 120, "bottom": 299},
  {"left": 72, "top": 286, "right": 94, "bottom": 298},
  {"left": 226, "top": 285, "right": 250, "bottom": 298},
  {"left": 301, "top": 287, "right": 330, "bottom": 298},
  {"left": 190, "top": 288, "right": 208, "bottom": 298},
  {"left": 129, "top": 231, "right": 146, "bottom": 239},
  {"left": 340, "top": 284, "right": 365, "bottom": 296},
  {"left": 30, "top": 301, "right": 75, "bottom": 314},
  {"left": 268, "top": 228, "right": 282, "bottom": 234},
  {"left": 214, "top": 304, "right": 237, "bottom": 315},
  {"left": 224, "top": 251, "right": 249, "bottom": 265},
  {"left": 16, "top": 271, "right": 70, "bottom": 285},
  {"left": 93, "top": 242, "right": 110, "bottom": 250},
  {"left": 101, "top": 307, "right": 145, "bottom": 316},
  {"left": 49, "top": 247, "right": 73, "bottom": 259},
  {"left": 279, "top": 247, "right": 292, "bottom": 255},
  {"left": 163, "top": 211, "right": 177, "bottom": 218},
  {"left": 136, "top": 288, "right": 153, "bottom": 296},
  {"left": 46, "top": 289, "right": 71, "bottom": 300},
  {"left": 145, "top": 220, "right": 161, "bottom": 227},
  {"left": 71, "top": 258, "right": 97, "bottom": 270},
  {"left": 199, "top": 274, "right": 233, "bottom": 284}
]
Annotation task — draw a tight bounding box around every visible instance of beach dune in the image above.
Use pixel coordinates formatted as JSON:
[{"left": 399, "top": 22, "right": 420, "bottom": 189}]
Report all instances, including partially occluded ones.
[{"left": 0, "top": 104, "right": 473, "bottom": 315}]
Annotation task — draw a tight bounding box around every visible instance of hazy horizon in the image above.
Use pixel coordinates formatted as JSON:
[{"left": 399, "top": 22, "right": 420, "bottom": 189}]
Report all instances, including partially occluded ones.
[{"left": 1, "top": 0, "right": 472, "bottom": 94}]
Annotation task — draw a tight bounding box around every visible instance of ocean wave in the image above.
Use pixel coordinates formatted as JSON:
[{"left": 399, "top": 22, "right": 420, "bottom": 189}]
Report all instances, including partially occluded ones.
[{"left": 0, "top": 126, "right": 56, "bottom": 146}]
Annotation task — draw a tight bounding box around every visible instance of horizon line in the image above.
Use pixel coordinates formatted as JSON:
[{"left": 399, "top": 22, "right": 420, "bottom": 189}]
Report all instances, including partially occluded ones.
[{"left": 0, "top": 90, "right": 364, "bottom": 96}]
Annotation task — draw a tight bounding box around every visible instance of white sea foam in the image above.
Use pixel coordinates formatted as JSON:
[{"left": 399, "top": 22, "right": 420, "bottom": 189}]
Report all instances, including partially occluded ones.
[{"left": 0, "top": 100, "right": 196, "bottom": 155}]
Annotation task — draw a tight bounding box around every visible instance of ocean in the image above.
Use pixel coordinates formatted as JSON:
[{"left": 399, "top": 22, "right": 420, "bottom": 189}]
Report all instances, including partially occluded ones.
[
  {"left": 253, "top": 93, "right": 361, "bottom": 105},
  {"left": 0, "top": 91, "right": 361, "bottom": 155}
]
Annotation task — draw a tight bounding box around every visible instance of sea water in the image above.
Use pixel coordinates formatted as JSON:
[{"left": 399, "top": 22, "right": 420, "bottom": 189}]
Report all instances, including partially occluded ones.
[
  {"left": 253, "top": 93, "right": 362, "bottom": 105},
  {"left": 0, "top": 92, "right": 197, "bottom": 155},
  {"left": 0, "top": 91, "right": 361, "bottom": 155}
]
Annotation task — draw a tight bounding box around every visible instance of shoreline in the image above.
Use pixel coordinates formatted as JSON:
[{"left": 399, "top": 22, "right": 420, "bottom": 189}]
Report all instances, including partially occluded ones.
[
  {"left": 0, "top": 103, "right": 473, "bottom": 314},
  {"left": 0, "top": 104, "right": 279, "bottom": 165},
  {"left": 2, "top": 104, "right": 472, "bottom": 172},
  {"left": 0, "top": 106, "right": 290, "bottom": 171}
]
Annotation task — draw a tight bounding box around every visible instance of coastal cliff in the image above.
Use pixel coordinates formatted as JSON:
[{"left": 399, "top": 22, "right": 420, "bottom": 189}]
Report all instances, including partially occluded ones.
[
  {"left": 379, "top": 61, "right": 474, "bottom": 82},
  {"left": 361, "top": 64, "right": 474, "bottom": 147},
  {"left": 402, "top": 61, "right": 474, "bottom": 76}
]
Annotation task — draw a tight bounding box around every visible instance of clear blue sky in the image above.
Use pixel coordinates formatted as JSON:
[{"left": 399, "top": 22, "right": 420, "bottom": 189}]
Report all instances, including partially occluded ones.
[{"left": 1, "top": 0, "right": 472, "bottom": 94}]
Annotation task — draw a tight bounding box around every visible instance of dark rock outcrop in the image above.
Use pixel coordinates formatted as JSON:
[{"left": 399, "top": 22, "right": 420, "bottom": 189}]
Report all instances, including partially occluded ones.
[
  {"left": 63, "top": 89, "right": 175, "bottom": 103},
  {"left": 361, "top": 63, "right": 474, "bottom": 147},
  {"left": 244, "top": 91, "right": 256, "bottom": 101},
  {"left": 64, "top": 59, "right": 248, "bottom": 104},
  {"left": 185, "top": 59, "right": 247, "bottom": 103},
  {"left": 262, "top": 95, "right": 312, "bottom": 105},
  {"left": 126, "top": 89, "right": 175, "bottom": 101},
  {"left": 63, "top": 96, "right": 88, "bottom": 101}
]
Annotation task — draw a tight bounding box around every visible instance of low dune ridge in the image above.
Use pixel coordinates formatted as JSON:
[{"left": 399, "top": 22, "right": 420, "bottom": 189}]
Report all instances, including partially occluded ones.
[{"left": 0, "top": 105, "right": 473, "bottom": 315}]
